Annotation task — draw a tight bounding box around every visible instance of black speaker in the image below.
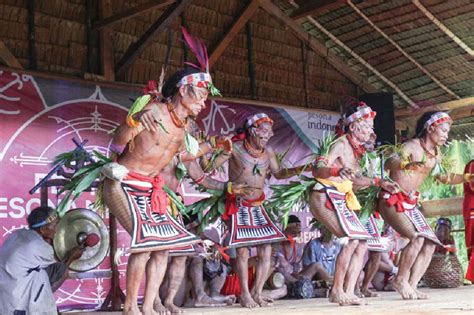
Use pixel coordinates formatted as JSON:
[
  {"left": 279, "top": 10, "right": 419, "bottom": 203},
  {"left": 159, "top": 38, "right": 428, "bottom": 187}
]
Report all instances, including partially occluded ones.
[{"left": 359, "top": 93, "right": 395, "bottom": 145}]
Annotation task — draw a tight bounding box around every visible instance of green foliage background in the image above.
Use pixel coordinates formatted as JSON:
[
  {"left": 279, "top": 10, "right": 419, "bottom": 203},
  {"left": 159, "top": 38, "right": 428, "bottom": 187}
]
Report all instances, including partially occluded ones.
[{"left": 419, "top": 138, "right": 474, "bottom": 282}]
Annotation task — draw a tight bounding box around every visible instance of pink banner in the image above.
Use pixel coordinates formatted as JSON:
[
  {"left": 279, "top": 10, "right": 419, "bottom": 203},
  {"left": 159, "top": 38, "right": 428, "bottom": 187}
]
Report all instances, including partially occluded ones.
[{"left": 0, "top": 70, "right": 336, "bottom": 310}]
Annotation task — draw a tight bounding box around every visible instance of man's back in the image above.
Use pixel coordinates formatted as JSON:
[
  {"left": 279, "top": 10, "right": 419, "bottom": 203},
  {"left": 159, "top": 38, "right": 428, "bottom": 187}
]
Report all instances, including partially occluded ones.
[{"left": 0, "top": 229, "right": 57, "bottom": 315}]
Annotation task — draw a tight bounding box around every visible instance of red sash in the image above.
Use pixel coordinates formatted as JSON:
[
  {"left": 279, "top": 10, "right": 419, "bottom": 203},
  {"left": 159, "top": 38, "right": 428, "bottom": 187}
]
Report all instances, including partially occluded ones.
[
  {"left": 125, "top": 171, "right": 168, "bottom": 215},
  {"left": 385, "top": 191, "right": 418, "bottom": 212}
]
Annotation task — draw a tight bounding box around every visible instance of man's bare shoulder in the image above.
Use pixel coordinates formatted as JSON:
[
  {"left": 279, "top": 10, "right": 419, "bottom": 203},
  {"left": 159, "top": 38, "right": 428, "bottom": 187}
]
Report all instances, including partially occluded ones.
[
  {"left": 400, "top": 139, "right": 420, "bottom": 151},
  {"left": 329, "top": 136, "right": 347, "bottom": 153}
]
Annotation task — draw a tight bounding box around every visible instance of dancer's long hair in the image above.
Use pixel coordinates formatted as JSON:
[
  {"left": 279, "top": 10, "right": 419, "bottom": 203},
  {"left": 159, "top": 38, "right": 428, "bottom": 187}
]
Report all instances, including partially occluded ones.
[
  {"left": 161, "top": 68, "right": 201, "bottom": 99},
  {"left": 414, "top": 111, "right": 438, "bottom": 138}
]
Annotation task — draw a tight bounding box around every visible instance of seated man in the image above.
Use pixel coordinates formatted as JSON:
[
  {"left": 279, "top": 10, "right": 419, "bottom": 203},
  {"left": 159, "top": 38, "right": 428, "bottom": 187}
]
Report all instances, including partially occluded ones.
[
  {"left": 302, "top": 225, "right": 341, "bottom": 279},
  {"left": 274, "top": 215, "right": 332, "bottom": 284},
  {"left": 434, "top": 217, "right": 455, "bottom": 254},
  {"left": 0, "top": 206, "right": 84, "bottom": 315}
]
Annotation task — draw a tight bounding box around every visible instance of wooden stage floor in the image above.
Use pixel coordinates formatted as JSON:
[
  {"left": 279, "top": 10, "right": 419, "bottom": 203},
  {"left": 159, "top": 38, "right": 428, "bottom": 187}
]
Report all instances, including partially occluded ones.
[{"left": 65, "top": 285, "right": 473, "bottom": 315}]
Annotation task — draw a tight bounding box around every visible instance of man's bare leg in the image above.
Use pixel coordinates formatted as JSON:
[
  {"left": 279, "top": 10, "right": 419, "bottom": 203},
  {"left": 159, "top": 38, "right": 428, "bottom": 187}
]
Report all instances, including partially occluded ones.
[
  {"left": 329, "top": 240, "right": 358, "bottom": 306},
  {"left": 299, "top": 262, "right": 332, "bottom": 281},
  {"left": 144, "top": 250, "right": 168, "bottom": 315},
  {"left": 235, "top": 247, "right": 258, "bottom": 308},
  {"left": 162, "top": 256, "right": 187, "bottom": 313},
  {"left": 361, "top": 251, "right": 382, "bottom": 298},
  {"left": 188, "top": 256, "right": 226, "bottom": 307},
  {"left": 343, "top": 240, "right": 368, "bottom": 305},
  {"left": 123, "top": 252, "right": 150, "bottom": 315},
  {"left": 209, "top": 266, "right": 236, "bottom": 305},
  {"left": 408, "top": 240, "right": 436, "bottom": 300},
  {"left": 251, "top": 244, "right": 272, "bottom": 306},
  {"left": 393, "top": 236, "right": 424, "bottom": 300}
]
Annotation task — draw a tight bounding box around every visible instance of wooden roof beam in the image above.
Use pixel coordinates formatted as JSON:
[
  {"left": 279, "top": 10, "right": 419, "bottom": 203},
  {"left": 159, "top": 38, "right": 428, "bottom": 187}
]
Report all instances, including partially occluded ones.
[
  {"left": 396, "top": 96, "right": 474, "bottom": 118},
  {"left": 303, "top": 14, "right": 418, "bottom": 108},
  {"left": 290, "top": 0, "right": 346, "bottom": 20},
  {"left": 115, "top": 0, "right": 190, "bottom": 77},
  {"left": 412, "top": 0, "right": 474, "bottom": 57},
  {"left": 208, "top": 0, "right": 260, "bottom": 67},
  {"left": 347, "top": 0, "right": 460, "bottom": 100},
  {"left": 0, "top": 41, "right": 23, "bottom": 69},
  {"left": 92, "top": 0, "right": 176, "bottom": 31},
  {"left": 259, "top": 0, "right": 377, "bottom": 94}
]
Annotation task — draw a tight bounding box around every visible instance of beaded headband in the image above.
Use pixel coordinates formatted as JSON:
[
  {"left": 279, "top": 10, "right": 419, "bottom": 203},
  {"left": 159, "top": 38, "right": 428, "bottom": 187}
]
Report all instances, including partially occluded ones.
[
  {"left": 344, "top": 102, "right": 376, "bottom": 125},
  {"left": 245, "top": 113, "right": 274, "bottom": 129},
  {"left": 423, "top": 112, "right": 452, "bottom": 130}
]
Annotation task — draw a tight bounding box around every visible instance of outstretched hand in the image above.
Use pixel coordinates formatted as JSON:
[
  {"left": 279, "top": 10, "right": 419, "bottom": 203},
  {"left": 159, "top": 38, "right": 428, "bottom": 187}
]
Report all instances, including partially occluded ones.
[
  {"left": 338, "top": 167, "right": 355, "bottom": 180},
  {"left": 213, "top": 136, "right": 233, "bottom": 154},
  {"left": 132, "top": 106, "right": 161, "bottom": 132},
  {"left": 404, "top": 161, "right": 425, "bottom": 171},
  {"left": 232, "top": 183, "right": 253, "bottom": 196},
  {"left": 380, "top": 180, "right": 400, "bottom": 194}
]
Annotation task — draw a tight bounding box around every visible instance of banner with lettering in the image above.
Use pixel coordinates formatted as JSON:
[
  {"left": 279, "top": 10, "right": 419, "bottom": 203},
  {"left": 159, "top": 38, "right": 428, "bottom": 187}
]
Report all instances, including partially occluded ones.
[{"left": 0, "top": 69, "right": 338, "bottom": 310}]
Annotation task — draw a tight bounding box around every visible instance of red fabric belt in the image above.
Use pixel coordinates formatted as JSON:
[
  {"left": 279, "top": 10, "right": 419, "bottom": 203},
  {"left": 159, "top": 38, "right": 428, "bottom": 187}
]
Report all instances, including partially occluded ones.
[
  {"left": 223, "top": 192, "right": 265, "bottom": 220},
  {"left": 383, "top": 191, "right": 418, "bottom": 213},
  {"left": 125, "top": 171, "right": 168, "bottom": 215}
]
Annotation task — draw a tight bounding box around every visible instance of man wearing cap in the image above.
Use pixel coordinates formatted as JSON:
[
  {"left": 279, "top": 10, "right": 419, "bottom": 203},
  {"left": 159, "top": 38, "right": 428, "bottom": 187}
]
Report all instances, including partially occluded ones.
[
  {"left": 379, "top": 111, "right": 473, "bottom": 300},
  {"left": 273, "top": 215, "right": 332, "bottom": 285},
  {"left": 212, "top": 113, "right": 304, "bottom": 308},
  {"left": 309, "top": 103, "right": 399, "bottom": 306},
  {"left": 0, "top": 206, "right": 84, "bottom": 315}
]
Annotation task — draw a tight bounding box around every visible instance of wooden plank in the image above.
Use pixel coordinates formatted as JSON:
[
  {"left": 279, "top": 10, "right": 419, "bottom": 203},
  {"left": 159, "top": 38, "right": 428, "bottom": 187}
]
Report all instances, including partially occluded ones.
[
  {"left": 396, "top": 96, "right": 474, "bottom": 118},
  {"left": 98, "top": 0, "right": 115, "bottom": 81},
  {"left": 27, "top": 0, "right": 36, "bottom": 70},
  {"left": 420, "top": 197, "right": 463, "bottom": 218},
  {"left": 92, "top": 0, "right": 175, "bottom": 31},
  {"left": 208, "top": 0, "right": 260, "bottom": 67},
  {"left": 115, "top": 0, "right": 190, "bottom": 77},
  {"left": 0, "top": 41, "right": 23, "bottom": 69},
  {"left": 259, "top": 0, "right": 377, "bottom": 93},
  {"left": 290, "top": 0, "right": 346, "bottom": 20}
]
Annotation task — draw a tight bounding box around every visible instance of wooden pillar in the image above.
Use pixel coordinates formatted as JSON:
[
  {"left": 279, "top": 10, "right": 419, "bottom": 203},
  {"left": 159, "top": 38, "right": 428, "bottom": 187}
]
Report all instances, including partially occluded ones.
[
  {"left": 98, "top": 0, "right": 115, "bottom": 81},
  {"left": 27, "top": 0, "right": 36, "bottom": 70},
  {"left": 301, "top": 41, "right": 309, "bottom": 108}
]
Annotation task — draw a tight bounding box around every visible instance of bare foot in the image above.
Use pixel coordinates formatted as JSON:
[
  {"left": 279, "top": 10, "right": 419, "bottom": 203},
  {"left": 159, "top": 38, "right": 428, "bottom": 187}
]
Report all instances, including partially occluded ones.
[
  {"left": 142, "top": 308, "right": 160, "bottom": 315},
  {"left": 239, "top": 293, "right": 259, "bottom": 308},
  {"left": 164, "top": 302, "right": 183, "bottom": 314},
  {"left": 345, "top": 293, "right": 367, "bottom": 306},
  {"left": 194, "top": 294, "right": 226, "bottom": 307},
  {"left": 361, "top": 288, "right": 381, "bottom": 298},
  {"left": 413, "top": 288, "right": 429, "bottom": 300},
  {"left": 122, "top": 306, "right": 142, "bottom": 315},
  {"left": 329, "top": 290, "right": 351, "bottom": 305},
  {"left": 393, "top": 279, "right": 417, "bottom": 300},
  {"left": 153, "top": 302, "right": 171, "bottom": 315},
  {"left": 252, "top": 294, "right": 273, "bottom": 307},
  {"left": 210, "top": 294, "right": 237, "bottom": 305}
]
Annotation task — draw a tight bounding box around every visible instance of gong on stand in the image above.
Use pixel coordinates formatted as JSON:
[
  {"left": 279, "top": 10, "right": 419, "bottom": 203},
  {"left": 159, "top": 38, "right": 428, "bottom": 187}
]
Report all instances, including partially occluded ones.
[{"left": 54, "top": 208, "right": 109, "bottom": 272}]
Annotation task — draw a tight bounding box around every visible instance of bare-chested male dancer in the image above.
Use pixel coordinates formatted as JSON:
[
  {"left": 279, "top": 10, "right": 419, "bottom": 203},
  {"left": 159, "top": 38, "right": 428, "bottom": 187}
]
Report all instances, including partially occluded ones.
[
  {"left": 379, "top": 111, "right": 473, "bottom": 300},
  {"left": 215, "top": 113, "right": 304, "bottom": 308},
  {"left": 309, "top": 103, "right": 398, "bottom": 306}
]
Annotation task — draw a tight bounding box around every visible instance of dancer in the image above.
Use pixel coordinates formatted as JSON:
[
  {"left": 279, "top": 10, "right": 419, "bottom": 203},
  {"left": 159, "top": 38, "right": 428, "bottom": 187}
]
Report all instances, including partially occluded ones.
[
  {"left": 214, "top": 113, "right": 304, "bottom": 308},
  {"left": 309, "top": 103, "right": 398, "bottom": 305},
  {"left": 101, "top": 29, "right": 224, "bottom": 314},
  {"left": 157, "top": 143, "right": 247, "bottom": 314},
  {"left": 379, "top": 111, "right": 472, "bottom": 299}
]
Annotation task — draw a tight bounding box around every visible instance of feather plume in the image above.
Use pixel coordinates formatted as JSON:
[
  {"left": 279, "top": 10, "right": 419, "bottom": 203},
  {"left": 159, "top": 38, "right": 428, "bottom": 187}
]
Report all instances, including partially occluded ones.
[{"left": 181, "top": 27, "right": 209, "bottom": 72}]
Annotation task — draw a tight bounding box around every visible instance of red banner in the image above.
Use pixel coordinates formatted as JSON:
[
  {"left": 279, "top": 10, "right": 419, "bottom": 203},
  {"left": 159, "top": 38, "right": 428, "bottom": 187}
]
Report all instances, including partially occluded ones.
[{"left": 0, "top": 70, "right": 337, "bottom": 310}]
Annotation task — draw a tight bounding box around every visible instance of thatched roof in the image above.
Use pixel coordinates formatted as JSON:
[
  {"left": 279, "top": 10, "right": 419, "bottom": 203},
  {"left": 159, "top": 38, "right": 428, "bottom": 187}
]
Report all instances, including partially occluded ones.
[{"left": 0, "top": 0, "right": 472, "bottom": 136}]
